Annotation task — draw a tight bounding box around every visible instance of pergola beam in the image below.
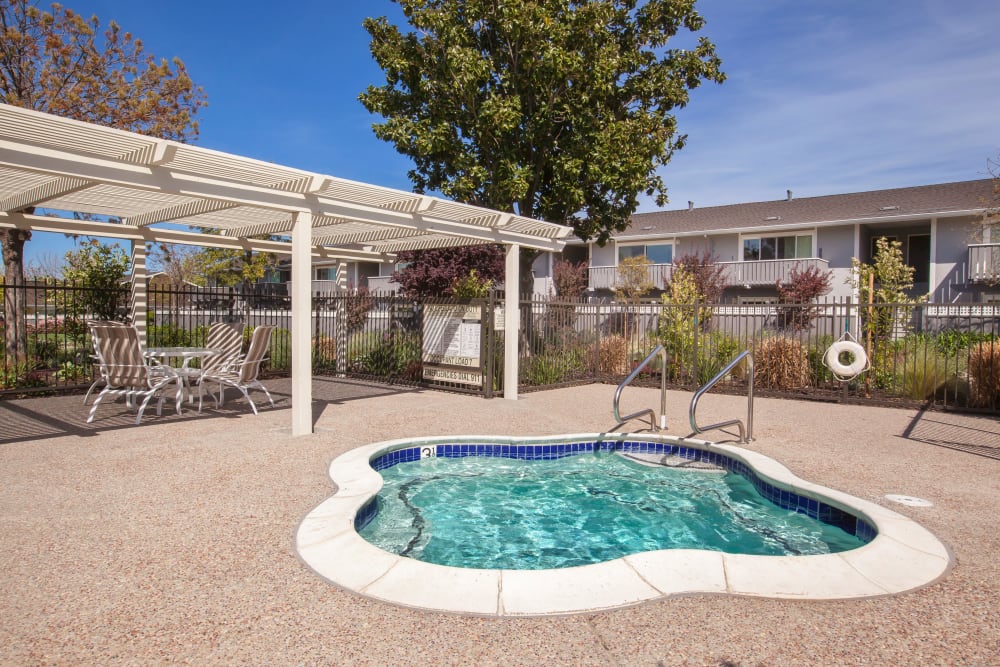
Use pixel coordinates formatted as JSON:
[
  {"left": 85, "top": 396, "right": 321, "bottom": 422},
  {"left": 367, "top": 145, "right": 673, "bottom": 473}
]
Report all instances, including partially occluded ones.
[
  {"left": 126, "top": 198, "right": 239, "bottom": 227},
  {"left": 0, "top": 212, "right": 387, "bottom": 262},
  {"left": 0, "top": 175, "right": 96, "bottom": 212}
]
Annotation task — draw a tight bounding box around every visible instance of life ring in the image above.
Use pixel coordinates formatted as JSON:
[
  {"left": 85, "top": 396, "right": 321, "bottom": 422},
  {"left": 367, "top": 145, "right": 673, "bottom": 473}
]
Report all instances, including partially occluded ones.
[{"left": 824, "top": 340, "right": 868, "bottom": 378}]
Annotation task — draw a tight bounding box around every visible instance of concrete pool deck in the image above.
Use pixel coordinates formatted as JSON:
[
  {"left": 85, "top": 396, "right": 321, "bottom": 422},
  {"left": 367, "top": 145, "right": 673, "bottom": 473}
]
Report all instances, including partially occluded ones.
[{"left": 1, "top": 378, "right": 998, "bottom": 664}]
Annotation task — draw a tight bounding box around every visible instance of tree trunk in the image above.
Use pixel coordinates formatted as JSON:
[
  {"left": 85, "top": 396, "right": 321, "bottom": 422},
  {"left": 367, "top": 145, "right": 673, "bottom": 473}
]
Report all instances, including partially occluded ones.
[{"left": 2, "top": 228, "right": 32, "bottom": 364}]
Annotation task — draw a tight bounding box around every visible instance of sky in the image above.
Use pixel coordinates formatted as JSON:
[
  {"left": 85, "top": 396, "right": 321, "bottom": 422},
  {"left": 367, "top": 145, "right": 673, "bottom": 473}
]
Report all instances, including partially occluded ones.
[{"left": 19, "top": 0, "right": 1000, "bottom": 268}]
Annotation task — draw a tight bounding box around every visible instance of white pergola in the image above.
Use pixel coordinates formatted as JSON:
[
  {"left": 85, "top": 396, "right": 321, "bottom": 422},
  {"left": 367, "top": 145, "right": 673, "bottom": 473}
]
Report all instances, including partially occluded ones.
[{"left": 0, "top": 104, "right": 571, "bottom": 435}]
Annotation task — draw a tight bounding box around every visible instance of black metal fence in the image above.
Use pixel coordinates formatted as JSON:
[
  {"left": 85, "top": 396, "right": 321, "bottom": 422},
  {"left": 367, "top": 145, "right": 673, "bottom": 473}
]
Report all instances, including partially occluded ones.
[
  {"left": 516, "top": 297, "right": 1000, "bottom": 411},
  {"left": 3, "top": 280, "right": 999, "bottom": 413}
]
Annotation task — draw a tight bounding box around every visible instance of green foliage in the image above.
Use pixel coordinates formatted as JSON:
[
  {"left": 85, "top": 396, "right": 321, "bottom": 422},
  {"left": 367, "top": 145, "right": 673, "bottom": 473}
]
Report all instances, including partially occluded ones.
[
  {"left": 615, "top": 255, "right": 654, "bottom": 304},
  {"left": 894, "top": 343, "right": 957, "bottom": 401},
  {"left": 657, "top": 268, "right": 702, "bottom": 380},
  {"left": 55, "top": 360, "right": 88, "bottom": 382},
  {"left": 58, "top": 240, "right": 130, "bottom": 320},
  {"left": 361, "top": 0, "right": 724, "bottom": 243},
  {"left": 352, "top": 332, "right": 421, "bottom": 380},
  {"left": 1, "top": 0, "right": 206, "bottom": 361},
  {"left": 451, "top": 269, "right": 493, "bottom": 298},
  {"left": 0, "top": 361, "right": 44, "bottom": 390},
  {"left": 850, "top": 237, "right": 926, "bottom": 381},
  {"left": 695, "top": 331, "right": 740, "bottom": 385},
  {"left": 521, "top": 344, "right": 590, "bottom": 386},
  {"left": 674, "top": 252, "right": 726, "bottom": 305},
  {"left": 146, "top": 323, "right": 196, "bottom": 348},
  {"left": 193, "top": 247, "right": 275, "bottom": 288}
]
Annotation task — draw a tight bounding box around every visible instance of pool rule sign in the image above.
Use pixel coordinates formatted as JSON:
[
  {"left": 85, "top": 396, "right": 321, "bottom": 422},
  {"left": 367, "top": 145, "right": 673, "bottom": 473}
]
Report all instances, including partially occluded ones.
[{"left": 422, "top": 303, "right": 497, "bottom": 387}]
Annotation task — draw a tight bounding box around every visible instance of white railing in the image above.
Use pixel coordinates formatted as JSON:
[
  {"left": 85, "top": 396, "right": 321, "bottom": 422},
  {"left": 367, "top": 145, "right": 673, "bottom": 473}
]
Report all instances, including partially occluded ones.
[
  {"left": 717, "top": 258, "right": 829, "bottom": 287},
  {"left": 588, "top": 263, "right": 674, "bottom": 290},
  {"left": 366, "top": 276, "right": 400, "bottom": 293},
  {"left": 588, "top": 258, "right": 828, "bottom": 290},
  {"left": 285, "top": 279, "right": 341, "bottom": 295},
  {"left": 968, "top": 244, "right": 1000, "bottom": 283}
]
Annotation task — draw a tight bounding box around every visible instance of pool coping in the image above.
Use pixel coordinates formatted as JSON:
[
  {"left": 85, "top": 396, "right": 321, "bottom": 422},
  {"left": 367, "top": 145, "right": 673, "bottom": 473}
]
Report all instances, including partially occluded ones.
[{"left": 295, "top": 433, "right": 952, "bottom": 617}]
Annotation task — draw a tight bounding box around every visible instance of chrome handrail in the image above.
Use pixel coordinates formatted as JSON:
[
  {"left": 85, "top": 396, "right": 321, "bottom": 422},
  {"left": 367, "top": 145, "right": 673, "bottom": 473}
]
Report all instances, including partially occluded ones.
[
  {"left": 689, "top": 350, "right": 754, "bottom": 443},
  {"left": 613, "top": 344, "right": 668, "bottom": 432}
]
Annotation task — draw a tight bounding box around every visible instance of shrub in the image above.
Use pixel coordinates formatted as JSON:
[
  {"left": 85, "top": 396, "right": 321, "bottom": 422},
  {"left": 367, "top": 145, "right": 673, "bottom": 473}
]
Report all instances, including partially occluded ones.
[
  {"left": 345, "top": 289, "right": 375, "bottom": 333},
  {"left": 673, "top": 251, "right": 726, "bottom": 304},
  {"left": 146, "top": 323, "right": 194, "bottom": 348},
  {"left": 754, "top": 337, "right": 810, "bottom": 390},
  {"left": 0, "top": 361, "right": 46, "bottom": 390},
  {"left": 696, "top": 332, "right": 742, "bottom": 384},
  {"left": 355, "top": 332, "right": 421, "bottom": 380},
  {"left": 522, "top": 345, "right": 589, "bottom": 386},
  {"left": 658, "top": 269, "right": 706, "bottom": 380},
  {"left": 598, "top": 334, "right": 629, "bottom": 375},
  {"left": 314, "top": 335, "right": 337, "bottom": 367},
  {"left": 895, "top": 349, "right": 956, "bottom": 401},
  {"left": 552, "top": 259, "right": 588, "bottom": 298},
  {"left": 775, "top": 265, "right": 833, "bottom": 331},
  {"left": 969, "top": 340, "right": 1000, "bottom": 407}
]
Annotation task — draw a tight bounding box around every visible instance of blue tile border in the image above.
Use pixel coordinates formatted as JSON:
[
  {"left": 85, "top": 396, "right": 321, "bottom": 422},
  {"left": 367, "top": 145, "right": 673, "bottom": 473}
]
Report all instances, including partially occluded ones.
[{"left": 365, "top": 440, "right": 877, "bottom": 543}]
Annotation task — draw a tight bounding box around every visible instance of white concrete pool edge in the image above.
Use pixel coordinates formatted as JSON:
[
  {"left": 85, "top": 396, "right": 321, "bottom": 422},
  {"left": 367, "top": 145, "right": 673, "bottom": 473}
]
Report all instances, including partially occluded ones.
[{"left": 295, "top": 434, "right": 952, "bottom": 617}]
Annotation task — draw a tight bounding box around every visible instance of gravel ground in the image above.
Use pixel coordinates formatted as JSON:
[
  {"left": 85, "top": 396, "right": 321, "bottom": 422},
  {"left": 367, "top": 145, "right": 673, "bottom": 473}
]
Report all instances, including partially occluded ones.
[{"left": 1, "top": 377, "right": 998, "bottom": 666}]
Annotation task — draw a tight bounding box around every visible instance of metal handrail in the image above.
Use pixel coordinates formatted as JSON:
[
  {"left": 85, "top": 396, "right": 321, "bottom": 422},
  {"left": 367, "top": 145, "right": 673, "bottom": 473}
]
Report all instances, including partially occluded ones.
[
  {"left": 613, "top": 344, "right": 668, "bottom": 432},
  {"left": 689, "top": 350, "right": 754, "bottom": 443}
]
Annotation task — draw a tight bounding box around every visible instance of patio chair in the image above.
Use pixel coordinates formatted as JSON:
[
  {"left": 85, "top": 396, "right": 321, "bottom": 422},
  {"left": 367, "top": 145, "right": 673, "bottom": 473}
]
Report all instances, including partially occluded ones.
[
  {"left": 86, "top": 325, "right": 183, "bottom": 425},
  {"left": 82, "top": 320, "right": 128, "bottom": 405},
  {"left": 198, "top": 325, "right": 275, "bottom": 415},
  {"left": 177, "top": 321, "right": 245, "bottom": 395}
]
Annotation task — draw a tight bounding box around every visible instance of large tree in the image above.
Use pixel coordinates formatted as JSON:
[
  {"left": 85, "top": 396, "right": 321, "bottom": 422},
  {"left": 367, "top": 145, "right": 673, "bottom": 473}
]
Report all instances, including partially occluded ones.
[
  {"left": 360, "top": 0, "right": 724, "bottom": 246},
  {"left": 0, "top": 0, "right": 205, "bottom": 360}
]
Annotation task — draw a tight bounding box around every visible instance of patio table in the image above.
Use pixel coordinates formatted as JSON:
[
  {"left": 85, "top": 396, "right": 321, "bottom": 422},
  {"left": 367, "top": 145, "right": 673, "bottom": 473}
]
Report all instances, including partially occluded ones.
[{"left": 145, "top": 347, "right": 222, "bottom": 402}]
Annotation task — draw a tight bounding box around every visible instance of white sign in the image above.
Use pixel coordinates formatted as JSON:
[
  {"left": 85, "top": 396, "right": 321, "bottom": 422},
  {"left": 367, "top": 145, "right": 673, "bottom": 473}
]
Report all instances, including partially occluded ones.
[
  {"left": 423, "top": 304, "right": 482, "bottom": 367},
  {"left": 422, "top": 303, "right": 493, "bottom": 387},
  {"left": 422, "top": 367, "right": 483, "bottom": 386}
]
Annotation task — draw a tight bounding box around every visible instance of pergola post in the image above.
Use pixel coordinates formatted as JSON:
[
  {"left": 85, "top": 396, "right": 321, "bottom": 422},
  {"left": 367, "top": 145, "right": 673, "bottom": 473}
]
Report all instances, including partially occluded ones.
[
  {"left": 335, "top": 261, "right": 348, "bottom": 376},
  {"left": 504, "top": 243, "right": 520, "bottom": 400},
  {"left": 129, "top": 241, "right": 148, "bottom": 347},
  {"left": 291, "top": 211, "right": 313, "bottom": 435}
]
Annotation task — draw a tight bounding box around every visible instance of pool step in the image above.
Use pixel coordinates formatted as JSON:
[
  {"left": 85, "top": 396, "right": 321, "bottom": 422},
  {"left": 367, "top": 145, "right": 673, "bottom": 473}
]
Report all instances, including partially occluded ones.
[{"left": 618, "top": 451, "right": 727, "bottom": 473}]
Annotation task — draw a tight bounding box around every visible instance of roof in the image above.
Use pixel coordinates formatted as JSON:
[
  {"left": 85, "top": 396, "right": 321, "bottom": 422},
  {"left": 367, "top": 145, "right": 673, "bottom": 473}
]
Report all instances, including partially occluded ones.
[
  {"left": 0, "top": 104, "right": 571, "bottom": 257},
  {"left": 613, "top": 179, "right": 996, "bottom": 240}
]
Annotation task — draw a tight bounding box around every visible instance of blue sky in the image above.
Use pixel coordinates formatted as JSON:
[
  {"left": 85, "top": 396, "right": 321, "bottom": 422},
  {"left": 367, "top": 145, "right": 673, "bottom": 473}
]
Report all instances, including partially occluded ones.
[{"left": 21, "top": 0, "right": 1000, "bottom": 267}]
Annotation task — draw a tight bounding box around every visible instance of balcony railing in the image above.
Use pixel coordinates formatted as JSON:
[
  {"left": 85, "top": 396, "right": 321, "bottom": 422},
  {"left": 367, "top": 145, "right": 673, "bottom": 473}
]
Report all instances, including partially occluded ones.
[
  {"left": 589, "top": 264, "right": 674, "bottom": 290},
  {"left": 366, "top": 276, "right": 400, "bottom": 293},
  {"left": 968, "top": 244, "right": 1000, "bottom": 283},
  {"left": 588, "top": 258, "right": 828, "bottom": 291},
  {"left": 718, "top": 258, "right": 829, "bottom": 287}
]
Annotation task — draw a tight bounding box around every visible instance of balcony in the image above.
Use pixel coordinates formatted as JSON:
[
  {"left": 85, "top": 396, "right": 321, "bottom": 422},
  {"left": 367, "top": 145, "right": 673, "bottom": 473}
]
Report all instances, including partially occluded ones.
[
  {"left": 968, "top": 244, "right": 1000, "bottom": 283},
  {"left": 588, "top": 258, "right": 828, "bottom": 291},
  {"left": 718, "top": 258, "right": 829, "bottom": 287},
  {"left": 366, "top": 276, "right": 400, "bottom": 293},
  {"left": 588, "top": 264, "right": 674, "bottom": 291}
]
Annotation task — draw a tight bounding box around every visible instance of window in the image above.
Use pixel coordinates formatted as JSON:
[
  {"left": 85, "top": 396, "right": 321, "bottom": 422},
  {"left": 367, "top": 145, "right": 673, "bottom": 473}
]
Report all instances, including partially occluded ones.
[
  {"left": 617, "top": 242, "right": 673, "bottom": 264},
  {"left": 742, "top": 234, "right": 812, "bottom": 261}
]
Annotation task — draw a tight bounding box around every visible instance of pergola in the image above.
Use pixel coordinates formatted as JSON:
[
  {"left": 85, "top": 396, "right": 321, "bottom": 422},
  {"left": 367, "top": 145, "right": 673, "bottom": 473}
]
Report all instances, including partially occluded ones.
[{"left": 0, "top": 104, "right": 571, "bottom": 435}]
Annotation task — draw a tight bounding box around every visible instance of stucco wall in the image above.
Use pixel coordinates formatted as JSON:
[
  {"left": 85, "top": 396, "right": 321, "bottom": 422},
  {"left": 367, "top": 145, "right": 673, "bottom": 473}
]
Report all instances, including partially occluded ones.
[
  {"left": 933, "top": 215, "right": 977, "bottom": 301},
  {"left": 817, "top": 226, "right": 856, "bottom": 298}
]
